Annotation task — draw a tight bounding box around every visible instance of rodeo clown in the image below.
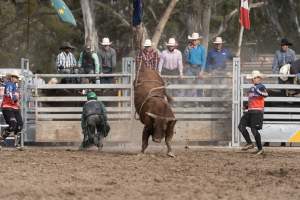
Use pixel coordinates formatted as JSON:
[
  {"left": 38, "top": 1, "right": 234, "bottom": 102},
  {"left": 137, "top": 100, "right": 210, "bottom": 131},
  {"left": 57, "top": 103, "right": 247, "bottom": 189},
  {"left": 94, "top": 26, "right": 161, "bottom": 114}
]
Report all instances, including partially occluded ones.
[
  {"left": 0, "top": 73, "right": 23, "bottom": 150},
  {"left": 238, "top": 70, "right": 268, "bottom": 155},
  {"left": 80, "top": 91, "right": 110, "bottom": 150}
]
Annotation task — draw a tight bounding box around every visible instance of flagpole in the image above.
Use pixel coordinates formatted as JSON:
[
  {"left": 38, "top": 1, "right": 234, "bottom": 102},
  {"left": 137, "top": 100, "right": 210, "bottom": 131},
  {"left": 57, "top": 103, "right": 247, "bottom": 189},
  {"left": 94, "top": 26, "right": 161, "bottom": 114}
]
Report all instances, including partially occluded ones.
[{"left": 236, "top": 26, "right": 244, "bottom": 57}]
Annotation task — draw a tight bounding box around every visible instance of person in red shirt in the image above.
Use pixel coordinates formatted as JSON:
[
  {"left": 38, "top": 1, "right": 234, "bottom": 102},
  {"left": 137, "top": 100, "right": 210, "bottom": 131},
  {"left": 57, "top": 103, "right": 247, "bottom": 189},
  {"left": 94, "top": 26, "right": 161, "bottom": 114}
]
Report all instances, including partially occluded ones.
[
  {"left": 0, "top": 73, "right": 23, "bottom": 150},
  {"left": 238, "top": 70, "right": 268, "bottom": 155}
]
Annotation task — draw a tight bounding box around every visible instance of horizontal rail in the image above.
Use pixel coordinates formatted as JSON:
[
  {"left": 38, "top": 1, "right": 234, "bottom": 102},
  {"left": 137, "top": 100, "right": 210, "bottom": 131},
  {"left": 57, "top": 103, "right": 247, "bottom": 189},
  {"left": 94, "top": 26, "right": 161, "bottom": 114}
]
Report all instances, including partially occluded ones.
[
  {"left": 37, "top": 107, "right": 131, "bottom": 112},
  {"left": 173, "top": 97, "right": 231, "bottom": 102},
  {"left": 36, "top": 113, "right": 230, "bottom": 120},
  {"left": 264, "top": 107, "right": 300, "bottom": 112},
  {"left": 264, "top": 114, "right": 300, "bottom": 120},
  {"left": 242, "top": 84, "right": 300, "bottom": 89},
  {"left": 166, "top": 84, "right": 232, "bottom": 89},
  {"left": 35, "top": 73, "right": 132, "bottom": 78},
  {"left": 242, "top": 97, "right": 300, "bottom": 102},
  {"left": 35, "top": 106, "right": 230, "bottom": 113},
  {"left": 36, "top": 96, "right": 130, "bottom": 102},
  {"left": 37, "top": 84, "right": 132, "bottom": 89}
]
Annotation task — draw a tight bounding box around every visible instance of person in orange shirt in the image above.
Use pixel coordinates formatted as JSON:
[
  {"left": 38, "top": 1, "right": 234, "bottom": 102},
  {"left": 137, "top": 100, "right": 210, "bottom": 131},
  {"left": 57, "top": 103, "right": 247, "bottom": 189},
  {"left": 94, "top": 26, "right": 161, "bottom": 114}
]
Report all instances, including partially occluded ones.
[
  {"left": 238, "top": 70, "right": 268, "bottom": 155},
  {"left": 0, "top": 73, "right": 23, "bottom": 150}
]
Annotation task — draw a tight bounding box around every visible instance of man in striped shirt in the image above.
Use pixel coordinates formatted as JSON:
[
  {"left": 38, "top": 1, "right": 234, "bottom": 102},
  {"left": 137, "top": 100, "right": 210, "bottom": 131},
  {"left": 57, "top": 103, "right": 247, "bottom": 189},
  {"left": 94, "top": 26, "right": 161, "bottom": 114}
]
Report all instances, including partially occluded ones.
[
  {"left": 56, "top": 42, "right": 77, "bottom": 83},
  {"left": 136, "top": 39, "right": 159, "bottom": 72}
]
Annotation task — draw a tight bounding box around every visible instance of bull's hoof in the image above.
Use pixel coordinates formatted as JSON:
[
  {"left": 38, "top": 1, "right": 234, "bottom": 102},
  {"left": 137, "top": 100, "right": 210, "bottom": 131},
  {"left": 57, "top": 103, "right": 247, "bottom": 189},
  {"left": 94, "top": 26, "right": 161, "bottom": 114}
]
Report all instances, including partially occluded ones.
[{"left": 167, "top": 152, "right": 175, "bottom": 158}]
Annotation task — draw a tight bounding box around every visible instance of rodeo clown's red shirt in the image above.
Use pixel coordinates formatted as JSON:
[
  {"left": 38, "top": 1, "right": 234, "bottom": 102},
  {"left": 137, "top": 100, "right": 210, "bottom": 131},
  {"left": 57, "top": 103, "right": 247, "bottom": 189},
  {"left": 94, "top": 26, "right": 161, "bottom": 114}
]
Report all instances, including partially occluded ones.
[
  {"left": 247, "top": 83, "right": 268, "bottom": 111},
  {"left": 1, "top": 81, "right": 20, "bottom": 110}
]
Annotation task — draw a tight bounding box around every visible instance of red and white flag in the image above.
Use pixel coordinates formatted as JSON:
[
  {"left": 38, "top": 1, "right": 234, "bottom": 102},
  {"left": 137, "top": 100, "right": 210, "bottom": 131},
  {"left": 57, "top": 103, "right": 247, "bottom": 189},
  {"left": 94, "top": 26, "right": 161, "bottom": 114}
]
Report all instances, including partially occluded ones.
[{"left": 240, "top": 0, "right": 250, "bottom": 30}]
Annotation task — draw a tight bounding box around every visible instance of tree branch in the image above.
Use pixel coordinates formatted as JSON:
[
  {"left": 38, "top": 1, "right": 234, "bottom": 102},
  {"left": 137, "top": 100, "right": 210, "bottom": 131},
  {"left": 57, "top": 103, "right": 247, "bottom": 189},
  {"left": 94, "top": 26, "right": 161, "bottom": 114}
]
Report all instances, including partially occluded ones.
[
  {"left": 211, "top": 1, "right": 266, "bottom": 40},
  {"left": 151, "top": 0, "right": 178, "bottom": 49},
  {"left": 94, "top": 1, "right": 130, "bottom": 27}
]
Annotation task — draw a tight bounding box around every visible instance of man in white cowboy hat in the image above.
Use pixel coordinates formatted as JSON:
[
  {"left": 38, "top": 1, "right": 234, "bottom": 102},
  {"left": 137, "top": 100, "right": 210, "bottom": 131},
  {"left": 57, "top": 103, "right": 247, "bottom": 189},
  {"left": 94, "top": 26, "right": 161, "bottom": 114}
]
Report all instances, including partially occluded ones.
[
  {"left": 239, "top": 70, "right": 268, "bottom": 155},
  {"left": 56, "top": 42, "right": 77, "bottom": 83},
  {"left": 158, "top": 38, "right": 183, "bottom": 98},
  {"left": 98, "top": 37, "right": 116, "bottom": 84},
  {"left": 136, "top": 39, "right": 159, "bottom": 71},
  {"left": 184, "top": 32, "right": 206, "bottom": 100},
  {"left": 206, "top": 36, "right": 232, "bottom": 72},
  {"left": 272, "top": 38, "right": 296, "bottom": 75},
  {"left": 158, "top": 38, "right": 183, "bottom": 78},
  {"left": 78, "top": 43, "right": 100, "bottom": 83},
  {"left": 0, "top": 73, "right": 23, "bottom": 150}
]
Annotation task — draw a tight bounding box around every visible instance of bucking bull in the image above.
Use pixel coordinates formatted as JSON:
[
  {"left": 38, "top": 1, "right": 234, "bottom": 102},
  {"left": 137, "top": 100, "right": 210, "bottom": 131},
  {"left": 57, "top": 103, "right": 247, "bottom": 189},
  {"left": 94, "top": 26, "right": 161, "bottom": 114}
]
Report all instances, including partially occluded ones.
[{"left": 134, "top": 65, "right": 176, "bottom": 157}]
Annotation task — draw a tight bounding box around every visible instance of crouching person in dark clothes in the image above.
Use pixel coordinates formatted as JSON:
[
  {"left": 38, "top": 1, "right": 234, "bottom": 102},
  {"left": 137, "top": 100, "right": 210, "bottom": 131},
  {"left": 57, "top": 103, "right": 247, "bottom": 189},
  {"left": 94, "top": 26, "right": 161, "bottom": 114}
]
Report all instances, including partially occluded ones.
[
  {"left": 238, "top": 70, "right": 268, "bottom": 155},
  {"left": 79, "top": 91, "right": 110, "bottom": 150},
  {"left": 0, "top": 73, "right": 23, "bottom": 150}
]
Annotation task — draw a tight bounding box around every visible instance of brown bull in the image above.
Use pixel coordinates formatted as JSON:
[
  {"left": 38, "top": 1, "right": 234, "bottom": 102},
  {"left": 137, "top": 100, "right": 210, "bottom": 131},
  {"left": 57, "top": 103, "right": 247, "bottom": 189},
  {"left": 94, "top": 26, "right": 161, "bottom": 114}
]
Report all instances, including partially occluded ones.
[{"left": 134, "top": 67, "right": 176, "bottom": 157}]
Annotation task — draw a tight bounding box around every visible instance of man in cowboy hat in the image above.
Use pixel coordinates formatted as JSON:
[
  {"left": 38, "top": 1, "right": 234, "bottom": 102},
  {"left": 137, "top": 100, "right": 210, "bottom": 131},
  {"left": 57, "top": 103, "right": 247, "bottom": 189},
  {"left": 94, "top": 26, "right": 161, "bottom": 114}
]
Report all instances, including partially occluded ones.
[
  {"left": 158, "top": 38, "right": 183, "bottom": 99},
  {"left": 206, "top": 37, "right": 232, "bottom": 72},
  {"left": 158, "top": 38, "right": 183, "bottom": 78},
  {"left": 239, "top": 70, "right": 268, "bottom": 155},
  {"left": 272, "top": 38, "right": 296, "bottom": 76},
  {"left": 98, "top": 37, "right": 116, "bottom": 84},
  {"left": 136, "top": 39, "right": 160, "bottom": 71},
  {"left": 56, "top": 42, "right": 77, "bottom": 83},
  {"left": 78, "top": 43, "right": 100, "bottom": 83},
  {"left": 184, "top": 32, "right": 206, "bottom": 101},
  {"left": 0, "top": 73, "right": 23, "bottom": 150}
]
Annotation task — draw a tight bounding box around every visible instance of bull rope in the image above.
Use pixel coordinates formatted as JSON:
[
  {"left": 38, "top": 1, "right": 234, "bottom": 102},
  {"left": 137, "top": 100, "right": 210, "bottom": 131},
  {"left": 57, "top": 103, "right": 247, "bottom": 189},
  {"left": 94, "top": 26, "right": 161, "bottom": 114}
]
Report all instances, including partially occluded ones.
[{"left": 134, "top": 86, "right": 166, "bottom": 120}]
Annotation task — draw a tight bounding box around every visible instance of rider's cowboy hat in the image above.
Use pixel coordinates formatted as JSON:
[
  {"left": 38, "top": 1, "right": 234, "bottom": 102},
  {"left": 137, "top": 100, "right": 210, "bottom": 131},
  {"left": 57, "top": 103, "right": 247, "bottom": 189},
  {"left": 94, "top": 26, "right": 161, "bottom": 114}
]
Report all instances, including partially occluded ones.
[
  {"left": 144, "top": 39, "right": 152, "bottom": 47},
  {"left": 213, "top": 37, "right": 225, "bottom": 44},
  {"left": 166, "top": 38, "right": 177, "bottom": 46},
  {"left": 246, "top": 70, "right": 264, "bottom": 79},
  {"left": 6, "top": 72, "right": 21, "bottom": 80},
  {"left": 60, "top": 42, "right": 75, "bottom": 50},
  {"left": 188, "top": 32, "right": 202, "bottom": 40},
  {"left": 279, "top": 64, "right": 291, "bottom": 81},
  {"left": 280, "top": 38, "right": 292, "bottom": 46},
  {"left": 101, "top": 37, "right": 112, "bottom": 45}
]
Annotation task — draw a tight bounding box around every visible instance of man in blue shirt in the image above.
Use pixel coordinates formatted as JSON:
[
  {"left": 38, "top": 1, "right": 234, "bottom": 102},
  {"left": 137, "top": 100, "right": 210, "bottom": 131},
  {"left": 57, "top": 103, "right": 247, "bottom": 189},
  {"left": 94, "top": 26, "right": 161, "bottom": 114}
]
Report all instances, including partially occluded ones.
[
  {"left": 184, "top": 32, "right": 206, "bottom": 78},
  {"left": 206, "top": 37, "right": 232, "bottom": 72},
  {"left": 184, "top": 33, "right": 206, "bottom": 100}
]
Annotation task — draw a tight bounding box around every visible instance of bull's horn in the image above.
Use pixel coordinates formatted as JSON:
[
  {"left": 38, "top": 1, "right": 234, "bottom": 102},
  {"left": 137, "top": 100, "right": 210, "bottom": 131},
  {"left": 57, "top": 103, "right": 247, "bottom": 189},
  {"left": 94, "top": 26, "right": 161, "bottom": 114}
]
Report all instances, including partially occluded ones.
[
  {"left": 146, "top": 112, "right": 158, "bottom": 118},
  {"left": 146, "top": 112, "right": 176, "bottom": 121}
]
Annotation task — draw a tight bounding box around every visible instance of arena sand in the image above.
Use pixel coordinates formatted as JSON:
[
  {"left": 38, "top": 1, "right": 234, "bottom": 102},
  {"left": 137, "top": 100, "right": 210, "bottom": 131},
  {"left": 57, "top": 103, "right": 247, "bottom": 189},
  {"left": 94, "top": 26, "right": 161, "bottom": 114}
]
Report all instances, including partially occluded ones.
[{"left": 0, "top": 146, "right": 299, "bottom": 200}]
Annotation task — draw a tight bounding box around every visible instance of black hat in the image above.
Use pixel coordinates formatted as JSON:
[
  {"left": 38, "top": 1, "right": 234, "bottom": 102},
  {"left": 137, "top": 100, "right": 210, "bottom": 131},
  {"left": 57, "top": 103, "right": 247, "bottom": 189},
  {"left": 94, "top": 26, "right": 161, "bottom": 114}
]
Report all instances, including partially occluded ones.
[
  {"left": 280, "top": 38, "right": 292, "bottom": 46},
  {"left": 60, "top": 42, "right": 75, "bottom": 50}
]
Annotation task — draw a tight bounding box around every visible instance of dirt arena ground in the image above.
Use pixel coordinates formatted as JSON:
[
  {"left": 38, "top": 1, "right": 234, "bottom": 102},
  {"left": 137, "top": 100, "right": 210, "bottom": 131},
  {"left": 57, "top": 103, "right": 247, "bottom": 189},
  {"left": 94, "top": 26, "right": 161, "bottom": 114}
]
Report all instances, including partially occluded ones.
[{"left": 0, "top": 146, "right": 300, "bottom": 200}]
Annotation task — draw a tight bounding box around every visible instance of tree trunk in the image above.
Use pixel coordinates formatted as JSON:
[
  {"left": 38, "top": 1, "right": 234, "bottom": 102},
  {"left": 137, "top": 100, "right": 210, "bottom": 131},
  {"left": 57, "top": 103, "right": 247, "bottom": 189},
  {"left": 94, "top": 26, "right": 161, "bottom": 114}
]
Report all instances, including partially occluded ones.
[
  {"left": 80, "top": 0, "right": 98, "bottom": 51},
  {"left": 151, "top": 0, "right": 178, "bottom": 49},
  {"left": 289, "top": 0, "right": 300, "bottom": 37},
  {"left": 186, "top": 0, "right": 212, "bottom": 50},
  {"left": 201, "top": 0, "right": 212, "bottom": 50}
]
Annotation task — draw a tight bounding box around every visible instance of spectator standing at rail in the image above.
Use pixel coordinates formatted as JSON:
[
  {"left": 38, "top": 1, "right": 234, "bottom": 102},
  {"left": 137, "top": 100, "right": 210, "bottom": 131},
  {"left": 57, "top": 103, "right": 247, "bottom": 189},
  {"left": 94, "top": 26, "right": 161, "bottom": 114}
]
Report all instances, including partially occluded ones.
[
  {"left": 56, "top": 42, "right": 77, "bottom": 83},
  {"left": 184, "top": 32, "right": 206, "bottom": 100},
  {"left": 272, "top": 38, "right": 296, "bottom": 80},
  {"left": 98, "top": 37, "right": 116, "bottom": 84},
  {"left": 158, "top": 38, "right": 183, "bottom": 98},
  {"left": 206, "top": 37, "right": 233, "bottom": 97},
  {"left": 206, "top": 37, "right": 233, "bottom": 73},
  {"left": 136, "top": 39, "right": 160, "bottom": 72},
  {"left": 78, "top": 44, "right": 101, "bottom": 83},
  {"left": 238, "top": 70, "right": 268, "bottom": 155},
  {"left": 0, "top": 73, "right": 23, "bottom": 150}
]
